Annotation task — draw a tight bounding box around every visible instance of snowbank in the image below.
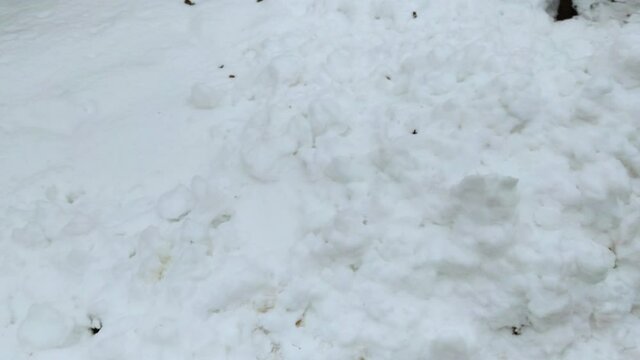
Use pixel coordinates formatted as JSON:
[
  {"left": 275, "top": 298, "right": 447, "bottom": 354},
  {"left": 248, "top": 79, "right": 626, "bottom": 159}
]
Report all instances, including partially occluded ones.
[{"left": 1, "top": 0, "right": 640, "bottom": 359}]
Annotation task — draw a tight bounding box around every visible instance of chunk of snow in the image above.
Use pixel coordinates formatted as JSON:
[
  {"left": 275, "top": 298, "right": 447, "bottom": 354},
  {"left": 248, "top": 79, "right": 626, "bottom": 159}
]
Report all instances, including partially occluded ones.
[
  {"left": 17, "top": 304, "right": 74, "bottom": 350},
  {"left": 156, "top": 185, "right": 194, "bottom": 221}
]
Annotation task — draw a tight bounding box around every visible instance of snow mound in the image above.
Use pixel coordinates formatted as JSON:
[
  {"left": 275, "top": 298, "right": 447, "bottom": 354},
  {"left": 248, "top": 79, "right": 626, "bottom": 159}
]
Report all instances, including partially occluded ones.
[
  {"left": 1, "top": 0, "right": 640, "bottom": 359},
  {"left": 17, "top": 304, "right": 74, "bottom": 350}
]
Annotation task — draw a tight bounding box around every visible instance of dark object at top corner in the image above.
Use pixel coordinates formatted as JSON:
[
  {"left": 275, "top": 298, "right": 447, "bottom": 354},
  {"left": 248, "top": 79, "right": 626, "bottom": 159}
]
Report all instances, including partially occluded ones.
[{"left": 556, "top": 0, "right": 578, "bottom": 21}]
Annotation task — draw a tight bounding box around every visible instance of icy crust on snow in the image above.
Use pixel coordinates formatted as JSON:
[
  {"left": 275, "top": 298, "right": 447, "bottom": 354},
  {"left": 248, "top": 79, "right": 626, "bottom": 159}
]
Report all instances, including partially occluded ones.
[{"left": 2, "top": 0, "right": 640, "bottom": 359}]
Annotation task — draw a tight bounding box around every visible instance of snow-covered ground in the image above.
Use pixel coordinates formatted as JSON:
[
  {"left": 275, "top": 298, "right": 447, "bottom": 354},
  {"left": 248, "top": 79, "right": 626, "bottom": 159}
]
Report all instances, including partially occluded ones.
[{"left": 1, "top": 0, "right": 640, "bottom": 358}]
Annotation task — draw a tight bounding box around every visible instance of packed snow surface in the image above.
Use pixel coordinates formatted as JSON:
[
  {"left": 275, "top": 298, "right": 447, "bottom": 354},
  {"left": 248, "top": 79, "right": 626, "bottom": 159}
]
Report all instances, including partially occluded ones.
[{"left": 1, "top": 0, "right": 640, "bottom": 359}]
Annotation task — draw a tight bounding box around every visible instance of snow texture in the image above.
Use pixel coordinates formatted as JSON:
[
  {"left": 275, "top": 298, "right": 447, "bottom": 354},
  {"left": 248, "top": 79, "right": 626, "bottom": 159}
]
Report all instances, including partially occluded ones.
[{"left": 1, "top": 0, "right": 640, "bottom": 359}]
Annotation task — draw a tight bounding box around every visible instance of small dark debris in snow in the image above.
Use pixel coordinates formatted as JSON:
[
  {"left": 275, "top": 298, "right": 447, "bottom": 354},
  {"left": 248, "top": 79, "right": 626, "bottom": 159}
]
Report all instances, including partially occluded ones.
[
  {"left": 609, "top": 246, "right": 619, "bottom": 269},
  {"left": 295, "top": 318, "right": 303, "bottom": 327},
  {"left": 257, "top": 0, "right": 263, "bottom": 2},
  {"left": 89, "top": 318, "right": 102, "bottom": 335},
  {"left": 255, "top": 326, "right": 270, "bottom": 335},
  {"left": 168, "top": 210, "right": 191, "bottom": 222},
  {"left": 412, "top": 11, "right": 417, "bottom": 19},
  {"left": 210, "top": 213, "right": 232, "bottom": 228},
  {"left": 511, "top": 325, "right": 523, "bottom": 336},
  {"left": 555, "top": 0, "right": 577, "bottom": 21},
  {"left": 65, "top": 194, "right": 77, "bottom": 204},
  {"left": 184, "top": 0, "right": 195, "bottom": 6},
  {"left": 229, "top": 74, "right": 236, "bottom": 79},
  {"left": 385, "top": 75, "right": 391, "bottom": 80},
  {"left": 412, "top": 129, "right": 418, "bottom": 135},
  {"left": 219, "top": 65, "right": 224, "bottom": 69}
]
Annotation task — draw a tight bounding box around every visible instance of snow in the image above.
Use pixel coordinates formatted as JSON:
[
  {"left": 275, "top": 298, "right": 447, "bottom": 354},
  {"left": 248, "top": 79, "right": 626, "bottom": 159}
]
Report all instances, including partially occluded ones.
[
  {"left": 1, "top": 0, "right": 640, "bottom": 359},
  {"left": 156, "top": 185, "right": 194, "bottom": 221}
]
